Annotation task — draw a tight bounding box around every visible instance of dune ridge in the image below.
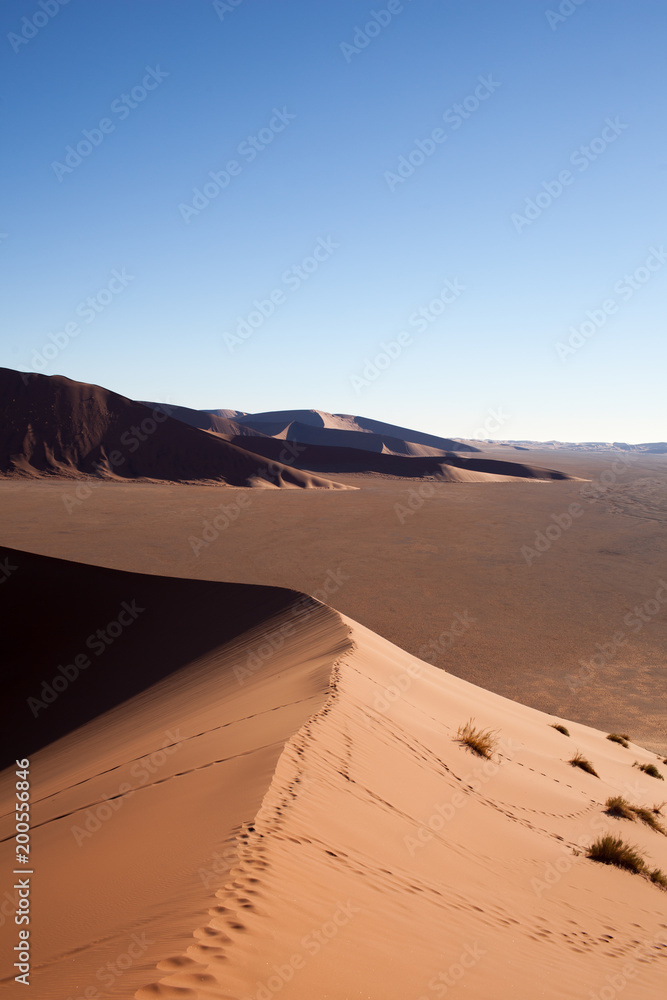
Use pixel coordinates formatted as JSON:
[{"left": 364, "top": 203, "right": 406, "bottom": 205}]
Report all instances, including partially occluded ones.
[{"left": 135, "top": 614, "right": 667, "bottom": 999}]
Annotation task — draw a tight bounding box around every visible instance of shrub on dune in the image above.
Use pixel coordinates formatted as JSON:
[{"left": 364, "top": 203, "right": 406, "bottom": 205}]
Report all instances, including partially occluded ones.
[
  {"left": 605, "top": 797, "right": 666, "bottom": 833},
  {"left": 455, "top": 719, "right": 498, "bottom": 760},
  {"left": 634, "top": 762, "right": 664, "bottom": 780},
  {"left": 606, "top": 733, "right": 630, "bottom": 748},
  {"left": 569, "top": 751, "right": 599, "bottom": 777},
  {"left": 649, "top": 869, "right": 667, "bottom": 889},
  {"left": 586, "top": 835, "right": 646, "bottom": 873},
  {"left": 605, "top": 795, "right": 634, "bottom": 820},
  {"left": 551, "top": 723, "right": 570, "bottom": 736}
]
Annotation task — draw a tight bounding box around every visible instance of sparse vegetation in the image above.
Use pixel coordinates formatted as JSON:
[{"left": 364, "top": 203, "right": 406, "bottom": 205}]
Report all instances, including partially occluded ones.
[
  {"left": 632, "top": 806, "right": 666, "bottom": 834},
  {"left": 607, "top": 733, "right": 629, "bottom": 748},
  {"left": 455, "top": 719, "right": 498, "bottom": 760},
  {"left": 569, "top": 751, "right": 599, "bottom": 777},
  {"left": 649, "top": 868, "right": 667, "bottom": 890},
  {"left": 605, "top": 795, "right": 634, "bottom": 820},
  {"left": 605, "top": 796, "right": 666, "bottom": 833},
  {"left": 550, "top": 723, "right": 570, "bottom": 736},
  {"left": 634, "top": 762, "right": 665, "bottom": 780},
  {"left": 586, "top": 835, "right": 646, "bottom": 873}
]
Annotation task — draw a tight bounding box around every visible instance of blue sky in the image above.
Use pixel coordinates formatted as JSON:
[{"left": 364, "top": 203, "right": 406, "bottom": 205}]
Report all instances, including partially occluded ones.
[{"left": 1, "top": 0, "right": 665, "bottom": 442}]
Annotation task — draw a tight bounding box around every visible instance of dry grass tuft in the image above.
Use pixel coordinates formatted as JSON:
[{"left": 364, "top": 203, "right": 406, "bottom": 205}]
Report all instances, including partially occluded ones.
[
  {"left": 634, "top": 762, "right": 665, "bottom": 780},
  {"left": 607, "top": 733, "right": 629, "bottom": 748},
  {"left": 569, "top": 751, "right": 599, "bottom": 777},
  {"left": 586, "top": 836, "right": 646, "bottom": 873},
  {"left": 649, "top": 869, "right": 667, "bottom": 889},
  {"left": 455, "top": 719, "right": 498, "bottom": 760},
  {"left": 550, "top": 723, "right": 570, "bottom": 736},
  {"left": 605, "top": 795, "right": 635, "bottom": 820},
  {"left": 605, "top": 797, "right": 666, "bottom": 833}
]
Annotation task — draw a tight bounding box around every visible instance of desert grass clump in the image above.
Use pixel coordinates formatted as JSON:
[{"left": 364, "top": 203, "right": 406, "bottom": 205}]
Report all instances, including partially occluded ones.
[
  {"left": 631, "top": 806, "right": 666, "bottom": 834},
  {"left": 634, "top": 762, "right": 665, "bottom": 780},
  {"left": 605, "top": 797, "right": 666, "bottom": 833},
  {"left": 569, "top": 751, "right": 599, "bottom": 777},
  {"left": 550, "top": 723, "right": 570, "bottom": 736},
  {"left": 586, "top": 835, "right": 646, "bottom": 873},
  {"left": 606, "top": 733, "right": 629, "bottom": 748},
  {"left": 455, "top": 719, "right": 498, "bottom": 760},
  {"left": 605, "top": 795, "right": 635, "bottom": 820},
  {"left": 649, "top": 868, "right": 667, "bottom": 890}
]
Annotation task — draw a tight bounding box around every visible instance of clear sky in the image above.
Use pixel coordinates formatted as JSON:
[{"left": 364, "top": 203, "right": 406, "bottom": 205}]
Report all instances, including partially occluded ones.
[{"left": 1, "top": 0, "right": 665, "bottom": 442}]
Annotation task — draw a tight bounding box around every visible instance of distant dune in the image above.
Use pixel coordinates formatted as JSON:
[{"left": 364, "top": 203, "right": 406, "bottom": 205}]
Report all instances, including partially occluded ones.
[
  {"left": 233, "top": 408, "right": 480, "bottom": 452},
  {"left": 226, "top": 434, "right": 575, "bottom": 481},
  {"left": 1, "top": 546, "right": 664, "bottom": 999},
  {"left": 135, "top": 402, "right": 576, "bottom": 481},
  {"left": 0, "top": 369, "right": 350, "bottom": 489}
]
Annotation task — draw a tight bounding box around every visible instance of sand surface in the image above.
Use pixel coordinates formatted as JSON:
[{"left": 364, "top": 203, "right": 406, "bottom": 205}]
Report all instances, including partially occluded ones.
[{"left": 1, "top": 549, "right": 665, "bottom": 999}]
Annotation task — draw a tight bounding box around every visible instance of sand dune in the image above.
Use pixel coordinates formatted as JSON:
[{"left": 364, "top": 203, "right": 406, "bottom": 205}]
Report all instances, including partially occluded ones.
[
  {"left": 140, "top": 401, "right": 260, "bottom": 439},
  {"left": 233, "top": 409, "right": 480, "bottom": 453},
  {"left": 1, "top": 549, "right": 665, "bottom": 999},
  {"left": 0, "top": 369, "right": 349, "bottom": 490},
  {"left": 225, "top": 435, "right": 575, "bottom": 481}
]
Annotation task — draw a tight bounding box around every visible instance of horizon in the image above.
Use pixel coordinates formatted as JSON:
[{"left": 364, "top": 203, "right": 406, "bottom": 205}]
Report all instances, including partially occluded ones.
[
  {"left": 2, "top": 0, "right": 665, "bottom": 443},
  {"left": 5, "top": 363, "right": 664, "bottom": 447}
]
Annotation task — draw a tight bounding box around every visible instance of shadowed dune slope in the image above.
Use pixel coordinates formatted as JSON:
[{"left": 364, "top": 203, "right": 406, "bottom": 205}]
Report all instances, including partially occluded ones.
[
  {"left": 228, "top": 434, "right": 575, "bottom": 480},
  {"left": 0, "top": 554, "right": 665, "bottom": 999},
  {"left": 139, "top": 401, "right": 259, "bottom": 438},
  {"left": 0, "top": 545, "right": 331, "bottom": 764},
  {"left": 0, "top": 551, "right": 351, "bottom": 999},
  {"left": 0, "top": 369, "right": 350, "bottom": 489}
]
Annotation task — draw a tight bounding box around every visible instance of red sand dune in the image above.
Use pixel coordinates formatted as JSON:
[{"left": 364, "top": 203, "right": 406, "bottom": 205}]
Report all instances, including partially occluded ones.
[
  {"left": 0, "top": 369, "right": 350, "bottom": 490},
  {"left": 0, "top": 547, "right": 664, "bottom": 999}
]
